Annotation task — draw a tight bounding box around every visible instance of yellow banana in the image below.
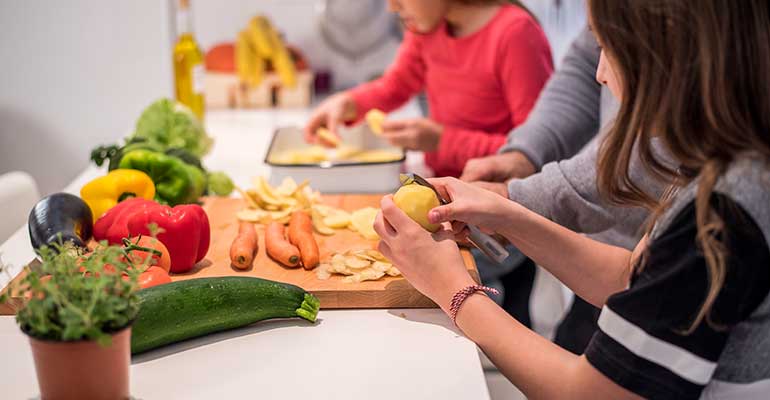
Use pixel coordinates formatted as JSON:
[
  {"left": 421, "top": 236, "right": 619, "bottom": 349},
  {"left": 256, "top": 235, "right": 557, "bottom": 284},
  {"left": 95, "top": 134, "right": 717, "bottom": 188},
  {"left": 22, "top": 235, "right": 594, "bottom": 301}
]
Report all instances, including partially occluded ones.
[
  {"left": 236, "top": 30, "right": 264, "bottom": 86},
  {"left": 248, "top": 16, "right": 275, "bottom": 58}
]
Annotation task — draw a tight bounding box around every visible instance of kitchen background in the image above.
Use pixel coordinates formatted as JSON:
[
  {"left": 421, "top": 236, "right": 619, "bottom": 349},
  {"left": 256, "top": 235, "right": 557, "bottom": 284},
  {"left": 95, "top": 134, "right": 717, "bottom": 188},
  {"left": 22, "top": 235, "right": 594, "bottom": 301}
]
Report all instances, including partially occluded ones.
[
  {"left": 0, "top": 2, "right": 585, "bottom": 398},
  {"left": 0, "top": 0, "right": 585, "bottom": 196}
]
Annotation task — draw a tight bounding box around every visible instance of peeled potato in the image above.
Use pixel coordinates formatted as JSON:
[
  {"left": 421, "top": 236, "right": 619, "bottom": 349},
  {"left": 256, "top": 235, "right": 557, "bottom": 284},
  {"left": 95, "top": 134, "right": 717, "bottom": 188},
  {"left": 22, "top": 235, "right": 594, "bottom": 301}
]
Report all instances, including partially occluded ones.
[
  {"left": 393, "top": 184, "right": 441, "bottom": 232},
  {"left": 365, "top": 109, "right": 387, "bottom": 135},
  {"left": 350, "top": 207, "right": 380, "bottom": 240}
]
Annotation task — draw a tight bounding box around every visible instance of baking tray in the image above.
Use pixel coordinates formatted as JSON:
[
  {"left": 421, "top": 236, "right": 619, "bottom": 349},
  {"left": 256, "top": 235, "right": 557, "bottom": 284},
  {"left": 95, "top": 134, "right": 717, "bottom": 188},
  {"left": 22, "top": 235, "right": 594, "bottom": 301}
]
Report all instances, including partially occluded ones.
[{"left": 265, "top": 125, "right": 405, "bottom": 193}]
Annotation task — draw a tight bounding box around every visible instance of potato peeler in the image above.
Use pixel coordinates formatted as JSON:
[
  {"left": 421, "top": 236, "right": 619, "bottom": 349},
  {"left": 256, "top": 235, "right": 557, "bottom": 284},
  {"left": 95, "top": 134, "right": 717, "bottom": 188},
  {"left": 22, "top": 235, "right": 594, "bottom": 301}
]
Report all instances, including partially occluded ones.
[{"left": 399, "top": 173, "right": 510, "bottom": 265}]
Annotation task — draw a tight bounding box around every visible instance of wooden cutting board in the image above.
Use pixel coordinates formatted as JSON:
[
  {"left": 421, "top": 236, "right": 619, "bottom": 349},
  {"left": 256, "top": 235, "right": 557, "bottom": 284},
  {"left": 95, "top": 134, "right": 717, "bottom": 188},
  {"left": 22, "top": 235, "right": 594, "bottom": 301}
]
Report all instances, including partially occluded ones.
[
  {"left": 0, "top": 195, "right": 479, "bottom": 314},
  {"left": 183, "top": 195, "right": 479, "bottom": 308}
]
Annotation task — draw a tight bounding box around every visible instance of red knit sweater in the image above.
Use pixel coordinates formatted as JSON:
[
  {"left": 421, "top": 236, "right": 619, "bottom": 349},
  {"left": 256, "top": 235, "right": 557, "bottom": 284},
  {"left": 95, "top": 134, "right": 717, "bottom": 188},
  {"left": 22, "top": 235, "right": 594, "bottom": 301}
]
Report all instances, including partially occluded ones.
[{"left": 348, "top": 5, "right": 553, "bottom": 177}]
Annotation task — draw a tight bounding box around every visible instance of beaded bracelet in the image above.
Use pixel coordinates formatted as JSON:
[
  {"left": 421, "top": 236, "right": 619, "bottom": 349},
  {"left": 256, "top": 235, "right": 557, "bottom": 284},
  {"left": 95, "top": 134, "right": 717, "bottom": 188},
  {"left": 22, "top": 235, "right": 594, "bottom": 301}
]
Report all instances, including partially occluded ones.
[{"left": 449, "top": 285, "right": 499, "bottom": 324}]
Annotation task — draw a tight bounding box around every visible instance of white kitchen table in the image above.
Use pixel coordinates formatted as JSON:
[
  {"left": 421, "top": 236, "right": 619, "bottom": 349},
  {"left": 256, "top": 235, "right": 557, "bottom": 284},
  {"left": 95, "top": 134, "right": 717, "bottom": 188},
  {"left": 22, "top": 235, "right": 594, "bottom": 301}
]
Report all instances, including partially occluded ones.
[{"left": 0, "top": 108, "right": 491, "bottom": 400}]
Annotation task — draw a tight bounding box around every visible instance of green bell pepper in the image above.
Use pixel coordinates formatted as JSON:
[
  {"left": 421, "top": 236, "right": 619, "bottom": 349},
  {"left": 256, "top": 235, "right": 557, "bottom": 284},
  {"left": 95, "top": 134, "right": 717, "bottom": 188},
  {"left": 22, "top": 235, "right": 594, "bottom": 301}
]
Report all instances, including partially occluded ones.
[{"left": 118, "top": 149, "right": 207, "bottom": 206}]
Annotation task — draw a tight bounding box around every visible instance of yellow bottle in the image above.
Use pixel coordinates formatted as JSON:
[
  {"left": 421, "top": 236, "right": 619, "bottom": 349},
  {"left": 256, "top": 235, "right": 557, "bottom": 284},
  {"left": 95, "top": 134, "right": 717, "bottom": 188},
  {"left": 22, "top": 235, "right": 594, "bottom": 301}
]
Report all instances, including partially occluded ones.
[{"left": 173, "top": 0, "right": 205, "bottom": 120}]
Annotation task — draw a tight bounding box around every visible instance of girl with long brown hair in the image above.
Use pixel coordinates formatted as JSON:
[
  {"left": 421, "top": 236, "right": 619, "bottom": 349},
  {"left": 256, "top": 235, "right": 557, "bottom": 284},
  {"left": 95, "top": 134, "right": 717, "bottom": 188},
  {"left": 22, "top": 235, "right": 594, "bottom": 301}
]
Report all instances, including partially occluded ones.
[
  {"left": 304, "top": 0, "right": 553, "bottom": 178},
  {"left": 374, "top": 0, "right": 770, "bottom": 398}
]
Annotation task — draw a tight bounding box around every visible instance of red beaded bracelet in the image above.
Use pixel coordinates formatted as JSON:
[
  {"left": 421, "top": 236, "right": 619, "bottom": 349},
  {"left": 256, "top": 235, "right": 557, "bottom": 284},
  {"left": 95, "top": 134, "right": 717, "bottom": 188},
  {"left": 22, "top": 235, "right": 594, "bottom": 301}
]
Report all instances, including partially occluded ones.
[{"left": 449, "top": 285, "right": 499, "bottom": 324}]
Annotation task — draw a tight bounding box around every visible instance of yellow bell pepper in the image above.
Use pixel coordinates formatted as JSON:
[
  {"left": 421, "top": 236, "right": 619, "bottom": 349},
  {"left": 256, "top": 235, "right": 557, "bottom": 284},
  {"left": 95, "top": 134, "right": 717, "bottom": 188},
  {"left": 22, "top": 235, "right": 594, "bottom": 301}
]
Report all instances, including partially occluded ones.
[{"left": 80, "top": 169, "right": 155, "bottom": 220}]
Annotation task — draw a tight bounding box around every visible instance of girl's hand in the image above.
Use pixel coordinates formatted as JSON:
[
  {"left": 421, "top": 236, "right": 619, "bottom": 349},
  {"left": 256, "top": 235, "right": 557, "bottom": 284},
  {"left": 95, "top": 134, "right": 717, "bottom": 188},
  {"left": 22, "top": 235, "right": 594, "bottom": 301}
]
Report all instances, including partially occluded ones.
[
  {"left": 304, "top": 92, "right": 357, "bottom": 146},
  {"left": 381, "top": 118, "right": 443, "bottom": 152},
  {"left": 426, "top": 177, "right": 515, "bottom": 235},
  {"left": 374, "top": 195, "right": 476, "bottom": 313}
]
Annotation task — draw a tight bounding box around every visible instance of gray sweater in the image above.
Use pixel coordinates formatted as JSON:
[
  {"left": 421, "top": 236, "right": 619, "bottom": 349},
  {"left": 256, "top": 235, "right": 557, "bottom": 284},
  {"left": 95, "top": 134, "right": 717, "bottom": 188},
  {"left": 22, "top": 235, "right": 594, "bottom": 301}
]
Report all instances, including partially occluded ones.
[{"left": 499, "top": 28, "right": 662, "bottom": 249}]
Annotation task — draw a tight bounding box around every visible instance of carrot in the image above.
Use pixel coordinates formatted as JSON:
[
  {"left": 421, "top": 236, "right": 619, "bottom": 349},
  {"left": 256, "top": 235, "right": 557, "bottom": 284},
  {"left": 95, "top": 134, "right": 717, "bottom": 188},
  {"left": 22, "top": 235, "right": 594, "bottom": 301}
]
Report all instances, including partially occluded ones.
[
  {"left": 230, "top": 222, "right": 259, "bottom": 270},
  {"left": 265, "top": 221, "right": 301, "bottom": 268},
  {"left": 288, "top": 211, "right": 319, "bottom": 270}
]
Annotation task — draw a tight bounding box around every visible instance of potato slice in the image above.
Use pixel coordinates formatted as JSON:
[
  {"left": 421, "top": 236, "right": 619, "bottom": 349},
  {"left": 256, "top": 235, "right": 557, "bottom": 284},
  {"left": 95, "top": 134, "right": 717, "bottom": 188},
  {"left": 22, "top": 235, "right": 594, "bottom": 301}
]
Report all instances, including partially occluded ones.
[
  {"left": 365, "top": 249, "right": 389, "bottom": 262},
  {"left": 365, "top": 109, "right": 387, "bottom": 135},
  {"left": 344, "top": 255, "right": 371, "bottom": 270},
  {"left": 343, "top": 268, "right": 385, "bottom": 283},
  {"left": 316, "top": 264, "right": 332, "bottom": 280},
  {"left": 324, "top": 210, "right": 351, "bottom": 229},
  {"left": 311, "top": 208, "right": 335, "bottom": 235},
  {"left": 350, "top": 207, "right": 380, "bottom": 240},
  {"left": 386, "top": 266, "right": 401, "bottom": 277},
  {"left": 350, "top": 250, "right": 378, "bottom": 262},
  {"left": 371, "top": 260, "right": 392, "bottom": 272}
]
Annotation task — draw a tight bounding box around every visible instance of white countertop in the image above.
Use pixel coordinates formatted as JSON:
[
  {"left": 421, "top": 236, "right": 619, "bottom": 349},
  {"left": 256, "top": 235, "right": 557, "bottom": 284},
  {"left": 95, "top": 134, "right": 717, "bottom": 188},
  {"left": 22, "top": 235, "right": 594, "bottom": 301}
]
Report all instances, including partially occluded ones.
[{"left": 0, "top": 107, "right": 490, "bottom": 399}]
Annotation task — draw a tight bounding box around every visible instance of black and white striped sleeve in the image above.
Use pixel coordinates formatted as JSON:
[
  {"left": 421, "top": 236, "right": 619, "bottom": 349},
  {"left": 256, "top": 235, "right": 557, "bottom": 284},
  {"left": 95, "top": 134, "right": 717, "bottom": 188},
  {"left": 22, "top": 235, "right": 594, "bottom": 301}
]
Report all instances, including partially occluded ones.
[{"left": 584, "top": 194, "right": 770, "bottom": 400}]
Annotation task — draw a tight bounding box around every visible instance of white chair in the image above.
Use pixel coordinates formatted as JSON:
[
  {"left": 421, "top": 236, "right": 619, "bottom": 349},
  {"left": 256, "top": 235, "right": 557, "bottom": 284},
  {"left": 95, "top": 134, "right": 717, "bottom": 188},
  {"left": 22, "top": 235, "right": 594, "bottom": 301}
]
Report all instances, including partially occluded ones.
[{"left": 0, "top": 171, "right": 40, "bottom": 244}]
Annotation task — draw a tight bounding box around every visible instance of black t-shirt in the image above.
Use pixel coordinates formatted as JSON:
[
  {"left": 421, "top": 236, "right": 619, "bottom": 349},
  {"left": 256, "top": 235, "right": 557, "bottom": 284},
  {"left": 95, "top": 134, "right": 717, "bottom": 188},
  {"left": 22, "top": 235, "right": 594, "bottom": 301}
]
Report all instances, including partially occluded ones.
[{"left": 585, "top": 193, "right": 770, "bottom": 399}]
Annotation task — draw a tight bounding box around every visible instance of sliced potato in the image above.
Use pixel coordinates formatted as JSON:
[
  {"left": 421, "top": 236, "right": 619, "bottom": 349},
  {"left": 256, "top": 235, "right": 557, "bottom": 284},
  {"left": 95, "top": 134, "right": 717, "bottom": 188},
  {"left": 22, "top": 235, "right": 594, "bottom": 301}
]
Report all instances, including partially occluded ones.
[
  {"left": 365, "top": 249, "right": 389, "bottom": 262},
  {"left": 386, "top": 266, "right": 401, "bottom": 277},
  {"left": 311, "top": 208, "right": 335, "bottom": 236},
  {"left": 343, "top": 268, "right": 385, "bottom": 283},
  {"left": 371, "top": 260, "right": 392, "bottom": 272},
  {"left": 324, "top": 210, "right": 351, "bottom": 229},
  {"left": 351, "top": 207, "right": 380, "bottom": 240},
  {"left": 344, "top": 255, "right": 371, "bottom": 270},
  {"left": 316, "top": 264, "right": 331, "bottom": 280}
]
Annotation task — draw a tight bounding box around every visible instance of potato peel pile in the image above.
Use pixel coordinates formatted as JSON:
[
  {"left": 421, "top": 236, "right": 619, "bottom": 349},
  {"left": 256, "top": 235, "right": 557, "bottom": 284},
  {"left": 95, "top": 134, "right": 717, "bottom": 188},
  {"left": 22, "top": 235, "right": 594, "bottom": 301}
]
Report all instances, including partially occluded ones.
[
  {"left": 237, "top": 176, "right": 381, "bottom": 241},
  {"left": 317, "top": 249, "right": 401, "bottom": 283},
  {"left": 236, "top": 176, "right": 320, "bottom": 225}
]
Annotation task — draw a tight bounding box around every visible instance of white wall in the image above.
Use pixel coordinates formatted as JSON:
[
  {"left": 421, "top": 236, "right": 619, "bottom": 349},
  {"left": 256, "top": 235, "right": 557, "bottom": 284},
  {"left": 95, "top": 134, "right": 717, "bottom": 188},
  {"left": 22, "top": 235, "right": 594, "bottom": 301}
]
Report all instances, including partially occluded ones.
[{"left": 0, "top": 0, "right": 174, "bottom": 195}]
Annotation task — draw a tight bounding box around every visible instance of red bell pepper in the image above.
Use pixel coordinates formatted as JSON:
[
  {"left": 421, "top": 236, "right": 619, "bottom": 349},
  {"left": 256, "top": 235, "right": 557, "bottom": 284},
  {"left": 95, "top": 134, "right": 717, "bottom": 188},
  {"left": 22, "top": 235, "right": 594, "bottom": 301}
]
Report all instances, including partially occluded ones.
[{"left": 93, "top": 199, "right": 210, "bottom": 273}]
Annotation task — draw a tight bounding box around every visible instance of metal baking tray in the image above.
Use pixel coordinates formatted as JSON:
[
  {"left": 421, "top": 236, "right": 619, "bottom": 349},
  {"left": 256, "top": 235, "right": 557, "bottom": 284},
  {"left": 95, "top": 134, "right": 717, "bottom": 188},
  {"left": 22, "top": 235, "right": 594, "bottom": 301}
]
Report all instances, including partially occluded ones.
[{"left": 265, "top": 125, "right": 405, "bottom": 193}]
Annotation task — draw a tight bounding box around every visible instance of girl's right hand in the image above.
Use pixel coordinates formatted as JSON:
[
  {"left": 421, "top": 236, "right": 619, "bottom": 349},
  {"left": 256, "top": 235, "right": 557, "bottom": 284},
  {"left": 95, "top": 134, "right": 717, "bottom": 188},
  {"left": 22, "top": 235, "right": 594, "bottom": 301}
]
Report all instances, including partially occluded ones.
[
  {"left": 303, "top": 92, "right": 357, "bottom": 145},
  {"left": 427, "top": 177, "right": 516, "bottom": 236}
]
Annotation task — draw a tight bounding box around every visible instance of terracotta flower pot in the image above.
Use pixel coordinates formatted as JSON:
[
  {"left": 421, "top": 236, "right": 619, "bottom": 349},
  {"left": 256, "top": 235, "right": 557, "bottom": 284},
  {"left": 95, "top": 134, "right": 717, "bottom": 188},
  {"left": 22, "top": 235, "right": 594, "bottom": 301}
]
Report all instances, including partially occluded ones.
[{"left": 28, "top": 327, "right": 131, "bottom": 400}]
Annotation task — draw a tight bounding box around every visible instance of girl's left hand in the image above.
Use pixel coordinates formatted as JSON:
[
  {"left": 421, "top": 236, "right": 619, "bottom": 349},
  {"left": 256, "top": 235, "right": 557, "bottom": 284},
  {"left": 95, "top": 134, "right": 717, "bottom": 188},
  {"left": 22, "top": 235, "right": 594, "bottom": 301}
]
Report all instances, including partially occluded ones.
[
  {"left": 374, "top": 195, "right": 477, "bottom": 313},
  {"left": 380, "top": 118, "right": 443, "bottom": 152}
]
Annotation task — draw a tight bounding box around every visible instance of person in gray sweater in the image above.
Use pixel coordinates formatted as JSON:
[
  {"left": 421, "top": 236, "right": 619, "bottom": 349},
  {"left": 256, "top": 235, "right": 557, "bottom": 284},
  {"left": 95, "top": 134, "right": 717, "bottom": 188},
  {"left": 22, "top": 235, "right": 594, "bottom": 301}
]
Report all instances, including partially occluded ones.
[{"left": 461, "top": 27, "right": 665, "bottom": 353}]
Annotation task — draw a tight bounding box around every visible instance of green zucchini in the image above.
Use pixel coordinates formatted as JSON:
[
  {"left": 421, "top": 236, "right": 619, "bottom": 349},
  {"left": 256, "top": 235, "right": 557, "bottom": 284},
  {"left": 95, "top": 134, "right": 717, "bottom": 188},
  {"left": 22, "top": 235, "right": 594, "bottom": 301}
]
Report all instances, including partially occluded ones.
[{"left": 131, "top": 277, "right": 320, "bottom": 354}]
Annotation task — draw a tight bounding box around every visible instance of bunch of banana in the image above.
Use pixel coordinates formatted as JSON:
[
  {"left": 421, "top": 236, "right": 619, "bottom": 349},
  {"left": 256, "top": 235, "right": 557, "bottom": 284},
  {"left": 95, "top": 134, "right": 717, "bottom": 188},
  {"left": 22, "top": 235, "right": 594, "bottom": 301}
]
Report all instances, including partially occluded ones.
[{"left": 236, "top": 15, "right": 297, "bottom": 88}]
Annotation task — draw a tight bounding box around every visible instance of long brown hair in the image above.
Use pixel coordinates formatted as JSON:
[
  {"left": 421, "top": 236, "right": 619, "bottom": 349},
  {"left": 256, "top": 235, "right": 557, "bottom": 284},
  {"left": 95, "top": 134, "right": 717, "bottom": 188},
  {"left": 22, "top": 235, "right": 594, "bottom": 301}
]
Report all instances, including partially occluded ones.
[{"left": 589, "top": 0, "right": 770, "bottom": 333}]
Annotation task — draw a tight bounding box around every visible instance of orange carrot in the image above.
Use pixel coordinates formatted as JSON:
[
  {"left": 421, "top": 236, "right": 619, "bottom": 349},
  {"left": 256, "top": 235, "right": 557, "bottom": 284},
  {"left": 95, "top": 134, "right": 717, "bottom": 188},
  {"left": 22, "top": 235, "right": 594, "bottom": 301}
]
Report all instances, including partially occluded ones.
[
  {"left": 288, "top": 211, "right": 319, "bottom": 270},
  {"left": 265, "top": 222, "right": 301, "bottom": 268},
  {"left": 230, "top": 222, "right": 258, "bottom": 270}
]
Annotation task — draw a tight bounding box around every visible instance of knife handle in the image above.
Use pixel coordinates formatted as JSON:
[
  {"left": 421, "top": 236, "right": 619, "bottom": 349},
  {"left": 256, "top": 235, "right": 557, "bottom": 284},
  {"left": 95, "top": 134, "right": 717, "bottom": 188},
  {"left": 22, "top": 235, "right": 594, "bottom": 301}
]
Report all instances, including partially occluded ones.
[{"left": 467, "top": 225, "right": 509, "bottom": 265}]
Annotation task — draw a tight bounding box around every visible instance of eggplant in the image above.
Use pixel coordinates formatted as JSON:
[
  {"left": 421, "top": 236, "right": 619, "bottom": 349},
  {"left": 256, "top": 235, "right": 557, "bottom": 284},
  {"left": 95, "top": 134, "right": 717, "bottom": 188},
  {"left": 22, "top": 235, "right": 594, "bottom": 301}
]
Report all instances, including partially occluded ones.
[{"left": 28, "top": 193, "right": 93, "bottom": 253}]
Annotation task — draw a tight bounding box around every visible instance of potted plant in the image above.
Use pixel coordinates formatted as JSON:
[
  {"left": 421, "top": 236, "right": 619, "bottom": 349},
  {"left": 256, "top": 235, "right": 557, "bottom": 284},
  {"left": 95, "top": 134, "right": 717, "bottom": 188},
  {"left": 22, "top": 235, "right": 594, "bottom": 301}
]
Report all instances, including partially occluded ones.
[{"left": 1, "top": 243, "right": 140, "bottom": 400}]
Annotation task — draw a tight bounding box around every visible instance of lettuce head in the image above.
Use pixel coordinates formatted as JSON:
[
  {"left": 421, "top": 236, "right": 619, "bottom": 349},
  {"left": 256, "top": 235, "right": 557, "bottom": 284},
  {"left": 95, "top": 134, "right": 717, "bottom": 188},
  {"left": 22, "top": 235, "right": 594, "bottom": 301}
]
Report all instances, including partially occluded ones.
[{"left": 132, "top": 98, "right": 213, "bottom": 157}]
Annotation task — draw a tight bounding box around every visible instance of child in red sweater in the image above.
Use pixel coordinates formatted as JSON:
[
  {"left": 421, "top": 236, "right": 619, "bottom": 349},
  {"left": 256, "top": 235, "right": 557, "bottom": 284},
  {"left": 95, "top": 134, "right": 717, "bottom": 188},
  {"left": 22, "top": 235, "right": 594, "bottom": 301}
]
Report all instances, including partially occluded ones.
[{"left": 305, "top": 0, "right": 553, "bottom": 177}]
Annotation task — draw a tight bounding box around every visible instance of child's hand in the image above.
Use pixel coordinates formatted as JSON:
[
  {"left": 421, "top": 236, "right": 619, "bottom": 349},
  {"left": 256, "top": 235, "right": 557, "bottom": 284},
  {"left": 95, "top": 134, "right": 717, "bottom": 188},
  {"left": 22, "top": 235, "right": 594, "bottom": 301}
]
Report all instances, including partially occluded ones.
[
  {"left": 304, "top": 93, "right": 357, "bottom": 146},
  {"left": 374, "top": 195, "right": 476, "bottom": 313},
  {"left": 426, "top": 177, "right": 515, "bottom": 235},
  {"left": 460, "top": 151, "right": 537, "bottom": 182},
  {"left": 381, "top": 118, "right": 443, "bottom": 151}
]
